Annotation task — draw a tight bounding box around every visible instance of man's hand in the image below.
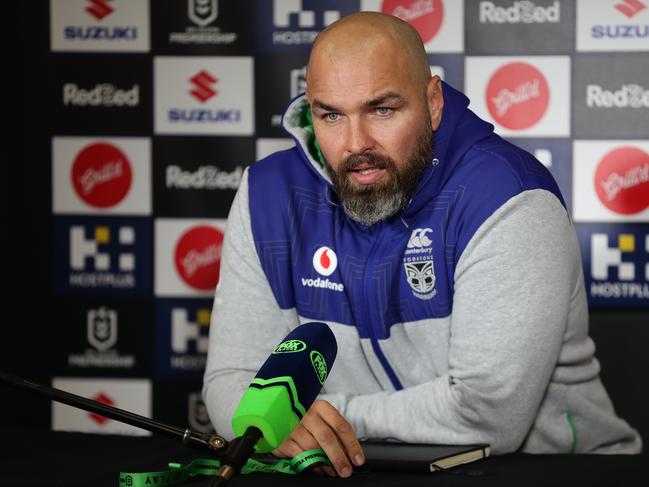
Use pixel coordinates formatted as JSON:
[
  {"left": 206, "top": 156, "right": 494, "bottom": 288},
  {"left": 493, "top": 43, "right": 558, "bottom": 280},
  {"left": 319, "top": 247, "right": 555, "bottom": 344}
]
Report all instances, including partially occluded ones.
[{"left": 272, "top": 399, "right": 365, "bottom": 477}]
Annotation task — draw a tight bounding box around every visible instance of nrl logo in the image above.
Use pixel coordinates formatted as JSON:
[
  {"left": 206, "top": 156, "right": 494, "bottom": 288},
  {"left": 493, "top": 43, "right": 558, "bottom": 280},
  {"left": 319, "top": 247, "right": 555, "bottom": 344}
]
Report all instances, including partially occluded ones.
[
  {"left": 404, "top": 261, "right": 437, "bottom": 300},
  {"left": 189, "top": 0, "right": 218, "bottom": 27},
  {"left": 87, "top": 307, "right": 118, "bottom": 352}
]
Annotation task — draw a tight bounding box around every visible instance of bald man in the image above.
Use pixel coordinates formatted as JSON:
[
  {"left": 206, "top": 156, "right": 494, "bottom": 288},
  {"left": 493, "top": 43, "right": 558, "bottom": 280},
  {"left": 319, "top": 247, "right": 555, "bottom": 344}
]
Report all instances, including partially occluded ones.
[{"left": 203, "top": 12, "right": 641, "bottom": 477}]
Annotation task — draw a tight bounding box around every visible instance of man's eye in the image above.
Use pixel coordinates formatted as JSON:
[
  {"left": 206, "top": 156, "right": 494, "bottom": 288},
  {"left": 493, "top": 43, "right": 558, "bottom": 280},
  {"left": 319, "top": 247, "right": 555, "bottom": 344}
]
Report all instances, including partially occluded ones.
[
  {"left": 324, "top": 113, "right": 340, "bottom": 122},
  {"left": 376, "top": 107, "right": 392, "bottom": 115}
]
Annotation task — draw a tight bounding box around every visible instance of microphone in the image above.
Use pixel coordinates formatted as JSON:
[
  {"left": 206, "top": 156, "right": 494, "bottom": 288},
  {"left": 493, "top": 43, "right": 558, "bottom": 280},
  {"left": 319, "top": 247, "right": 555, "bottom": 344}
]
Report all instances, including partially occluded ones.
[{"left": 210, "top": 322, "right": 337, "bottom": 484}]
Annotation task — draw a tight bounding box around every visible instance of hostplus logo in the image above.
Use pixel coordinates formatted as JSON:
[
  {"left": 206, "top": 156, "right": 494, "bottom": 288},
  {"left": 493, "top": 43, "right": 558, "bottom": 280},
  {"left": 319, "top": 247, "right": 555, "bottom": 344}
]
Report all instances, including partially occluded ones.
[
  {"left": 301, "top": 246, "right": 344, "bottom": 292},
  {"left": 68, "top": 307, "right": 135, "bottom": 369},
  {"left": 586, "top": 83, "right": 649, "bottom": 108},
  {"left": 403, "top": 228, "right": 437, "bottom": 300},
  {"left": 591, "top": 0, "right": 649, "bottom": 39},
  {"left": 590, "top": 233, "right": 649, "bottom": 299},
  {"left": 169, "top": 0, "right": 237, "bottom": 45},
  {"left": 64, "top": 0, "right": 139, "bottom": 41},
  {"left": 69, "top": 225, "right": 136, "bottom": 288},
  {"left": 272, "top": 0, "right": 340, "bottom": 45},
  {"left": 170, "top": 308, "right": 210, "bottom": 370},
  {"left": 479, "top": 1, "right": 560, "bottom": 23}
]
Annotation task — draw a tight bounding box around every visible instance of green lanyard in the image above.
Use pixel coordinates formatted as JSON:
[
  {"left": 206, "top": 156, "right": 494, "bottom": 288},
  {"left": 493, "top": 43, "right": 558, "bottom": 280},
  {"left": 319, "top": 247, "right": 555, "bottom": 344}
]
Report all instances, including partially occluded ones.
[{"left": 119, "top": 449, "right": 331, "bottom": 486}]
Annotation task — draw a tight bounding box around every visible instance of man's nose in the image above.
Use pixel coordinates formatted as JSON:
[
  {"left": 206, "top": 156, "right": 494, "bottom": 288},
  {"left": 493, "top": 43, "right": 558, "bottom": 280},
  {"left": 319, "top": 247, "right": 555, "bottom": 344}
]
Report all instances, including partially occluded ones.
[{"left": 345, "top": 117, "right": 375, "bottom": 155}]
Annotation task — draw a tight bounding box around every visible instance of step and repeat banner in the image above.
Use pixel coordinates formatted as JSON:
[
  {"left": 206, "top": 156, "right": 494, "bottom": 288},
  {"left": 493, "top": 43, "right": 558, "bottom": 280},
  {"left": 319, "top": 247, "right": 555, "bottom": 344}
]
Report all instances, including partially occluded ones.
[{"left": 46, "top": 0, "right": 648, "bottom": 435}]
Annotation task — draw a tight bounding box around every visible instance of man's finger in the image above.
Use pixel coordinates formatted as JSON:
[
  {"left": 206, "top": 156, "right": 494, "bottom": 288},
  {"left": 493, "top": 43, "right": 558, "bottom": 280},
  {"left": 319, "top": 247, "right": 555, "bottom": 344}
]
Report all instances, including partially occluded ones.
[
  {"left": 316, "top": 401, "right": 365, "bottom": 468},
  {"left": 301, "top": 407, "right": 354, "bottom": 477}
]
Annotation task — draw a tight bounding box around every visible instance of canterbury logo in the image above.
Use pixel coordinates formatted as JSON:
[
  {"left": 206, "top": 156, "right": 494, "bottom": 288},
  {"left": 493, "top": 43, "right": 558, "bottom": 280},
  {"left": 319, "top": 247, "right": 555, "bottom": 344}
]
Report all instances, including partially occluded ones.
[
  {"left": 407, "top": 228, "right": 433, "bottom": 248},
  {"left": 189, "top": 71, "right": 218, "bottom": 103},
  {"left": 86, "top": 0, "right": 114, "bottom": 20},
  {"left": 615, "top": 0, "right": 646, "bottom": 17}
]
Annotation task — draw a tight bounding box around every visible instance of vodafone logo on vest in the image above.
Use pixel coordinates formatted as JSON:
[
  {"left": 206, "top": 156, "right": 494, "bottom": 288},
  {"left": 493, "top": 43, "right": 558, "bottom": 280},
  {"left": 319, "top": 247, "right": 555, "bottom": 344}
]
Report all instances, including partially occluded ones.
[
  {"left": 573, "top": 140, "right": 649, "bottom": 222},
  {"left": 174, "top": 226, "right": 224, "bottom": 291},
  {"left": 361, "top": 0, "right": 463, "bottom": 52},
  {"left": 155, "top": 219, "right": 227, "bottom": 297},
  {"left": 486, "top": 62, "right": 550, "bottom": 130},
  {"left": 71, "top": 142, "right": 132, "bottom": 208},
  {"left": 594, "top": 147, "right": 649, "bottom": 215},
  {"left": 465, "top": 56, "right": 570, "bottom": 136},
  {"left": 52, "top": 136, "right": 151, "bottom": 215},
  {"left": 313, "top": 246, "right": 338, "bottom": 276}
]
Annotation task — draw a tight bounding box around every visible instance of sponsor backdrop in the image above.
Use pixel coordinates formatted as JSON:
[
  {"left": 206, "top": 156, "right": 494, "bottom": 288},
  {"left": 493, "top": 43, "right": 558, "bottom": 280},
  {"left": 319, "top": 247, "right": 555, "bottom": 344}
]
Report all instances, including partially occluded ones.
[{"left": 6, "top": 0, "right": 648, "bottom": 444}]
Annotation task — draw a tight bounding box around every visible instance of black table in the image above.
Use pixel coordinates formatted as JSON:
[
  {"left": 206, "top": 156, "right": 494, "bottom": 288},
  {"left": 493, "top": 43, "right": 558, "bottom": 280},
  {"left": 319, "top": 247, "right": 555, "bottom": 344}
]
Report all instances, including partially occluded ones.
[{"left": 2, "top": 429, "right": 645, "bottom": 486}]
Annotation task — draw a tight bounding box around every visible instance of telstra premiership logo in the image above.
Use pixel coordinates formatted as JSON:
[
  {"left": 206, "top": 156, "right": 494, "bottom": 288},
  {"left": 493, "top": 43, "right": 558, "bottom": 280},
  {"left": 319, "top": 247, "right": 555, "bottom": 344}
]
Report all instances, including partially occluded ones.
[
  {"left": 189, "top": 71, "right": 218, "bottom": 103},
  {"left": 86, "top": 0, "right": 114, "bottom": 21},
  {"left": 615, "top": 0, "right": 646, "bottom": 18}
]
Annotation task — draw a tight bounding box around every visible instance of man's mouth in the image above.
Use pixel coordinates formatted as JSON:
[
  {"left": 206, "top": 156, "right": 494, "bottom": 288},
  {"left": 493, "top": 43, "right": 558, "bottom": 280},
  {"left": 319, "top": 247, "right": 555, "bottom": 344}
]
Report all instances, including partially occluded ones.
[{"left": 347, "top": 164, "right": 387, "bottom": 185}]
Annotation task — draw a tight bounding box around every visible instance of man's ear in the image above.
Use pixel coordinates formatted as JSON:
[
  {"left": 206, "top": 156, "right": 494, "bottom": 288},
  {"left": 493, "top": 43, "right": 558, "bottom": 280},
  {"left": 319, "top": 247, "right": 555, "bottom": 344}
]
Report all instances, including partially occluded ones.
[{"left": 427, "top": 76, "right": 444, "bottom": 131}]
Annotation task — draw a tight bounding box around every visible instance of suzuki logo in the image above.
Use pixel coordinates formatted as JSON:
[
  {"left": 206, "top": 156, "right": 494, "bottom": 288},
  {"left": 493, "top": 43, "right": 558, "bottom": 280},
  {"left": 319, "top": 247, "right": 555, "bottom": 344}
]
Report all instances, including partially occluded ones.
[
  {"left": 86, "top": 0, "right": 114, "bottom": 20},
  {"left": 615, "top": 0, "right": 646, "bottom": 18},
  {"left": 189, "top": 71, "right": 218, "bottom": 103}
]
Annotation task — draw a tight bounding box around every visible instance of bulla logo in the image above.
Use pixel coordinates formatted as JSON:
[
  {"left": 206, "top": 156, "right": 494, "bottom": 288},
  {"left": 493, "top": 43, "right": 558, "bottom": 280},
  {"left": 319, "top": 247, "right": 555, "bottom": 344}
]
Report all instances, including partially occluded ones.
[
  {"left": 594, "top": 146, "right": 649, "bottom": 215},
  {"left": 174, "top": 226, "right": 223, "bottom": 290},
  {"left": 486, "top": 62, "right": 550, "bottom": 130},
  {"left": 312, "top": 246, "right": 338, "bottom": 276},
  {"left": 71, "top": 142, "right": 133, "bottom": 208},
  {"left": 586, "top": 83, "right": 649, "bottom": 108},
  {"left": 381, "top": 0, "right": 443, "bottom": 43},
  {"left": 479, "top": 1, "right": 560, "bottom": 24}
]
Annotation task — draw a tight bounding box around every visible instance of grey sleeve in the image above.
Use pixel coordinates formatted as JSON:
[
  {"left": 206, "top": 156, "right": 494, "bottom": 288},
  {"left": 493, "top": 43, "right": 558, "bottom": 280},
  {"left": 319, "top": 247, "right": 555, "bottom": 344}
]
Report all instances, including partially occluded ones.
[
  {"left": 320, "top": 190, "right": 580, "bottom": 453},
  {"left": 202, "top": 169, "right": 298, "bottom": 439}
]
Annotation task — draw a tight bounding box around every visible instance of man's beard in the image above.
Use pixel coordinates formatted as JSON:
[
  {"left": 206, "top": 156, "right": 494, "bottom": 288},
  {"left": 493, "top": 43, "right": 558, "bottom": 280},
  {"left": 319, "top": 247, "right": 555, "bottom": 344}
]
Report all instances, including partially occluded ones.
[{"left": 325, "top": 120, "right": 434, "bottom": 226}]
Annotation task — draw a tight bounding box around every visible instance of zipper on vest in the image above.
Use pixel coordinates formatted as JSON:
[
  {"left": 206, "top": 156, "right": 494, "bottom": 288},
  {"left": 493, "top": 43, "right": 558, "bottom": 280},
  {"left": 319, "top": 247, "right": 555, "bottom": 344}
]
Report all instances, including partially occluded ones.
[{"left": 362, "top": 227, "right": 403, "bottom": 391}]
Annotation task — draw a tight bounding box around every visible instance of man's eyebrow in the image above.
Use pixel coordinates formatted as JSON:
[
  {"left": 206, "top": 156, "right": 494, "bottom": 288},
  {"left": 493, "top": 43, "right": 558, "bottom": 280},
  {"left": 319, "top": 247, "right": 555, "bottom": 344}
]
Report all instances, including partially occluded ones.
[
  {"left": 311, "top": 99, "right": 340, "bottom": 112},
  {"left": 311, "top": 93, "right": 406, "bottom": 113},
  {"left": 362, "top": 92, "right": 406, "bottom": 108}
]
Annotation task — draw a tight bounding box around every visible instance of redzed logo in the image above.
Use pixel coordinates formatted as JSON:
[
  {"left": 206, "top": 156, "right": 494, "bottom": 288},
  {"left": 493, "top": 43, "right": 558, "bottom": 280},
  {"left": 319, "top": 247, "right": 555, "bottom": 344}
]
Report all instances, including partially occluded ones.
[
  {"left": 595, "top": 147, "right": 649, "bottom": 215},
  {"left": 86, "top": 0, "right": 114, "bottom": 20},
  {"left": 189, "top": 71, "right": 218, "bottom": 103},
  {"left": 89, "top": 392, "right": 114, "bottom": 425},
  {"left": 175, "top": 226, "right": 224, "bottom": 290},
  {"left": 382, "top": 0, "right": 443, "bottom": 43},
  {"left": 71, "top": 143, "right": 133, "bottom": 208},
  {"left": 615, "top": 0, "right": 646, "bottom": 18},
  {"left": 486, "top": 62, "right": 549, "bottom": 130}
]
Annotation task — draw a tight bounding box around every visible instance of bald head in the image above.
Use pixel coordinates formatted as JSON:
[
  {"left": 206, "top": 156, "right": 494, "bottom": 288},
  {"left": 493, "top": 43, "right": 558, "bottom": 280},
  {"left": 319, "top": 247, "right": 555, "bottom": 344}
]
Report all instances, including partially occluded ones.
[{"left": 307, "top": 12, "right": 431, "bottom": 89}]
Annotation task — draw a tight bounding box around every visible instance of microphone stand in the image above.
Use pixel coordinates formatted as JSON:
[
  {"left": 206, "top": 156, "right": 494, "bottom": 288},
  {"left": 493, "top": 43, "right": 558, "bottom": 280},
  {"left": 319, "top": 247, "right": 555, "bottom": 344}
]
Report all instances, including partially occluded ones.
[{"left": 0, "top": 370, "right": 228, "bottom": 454}]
